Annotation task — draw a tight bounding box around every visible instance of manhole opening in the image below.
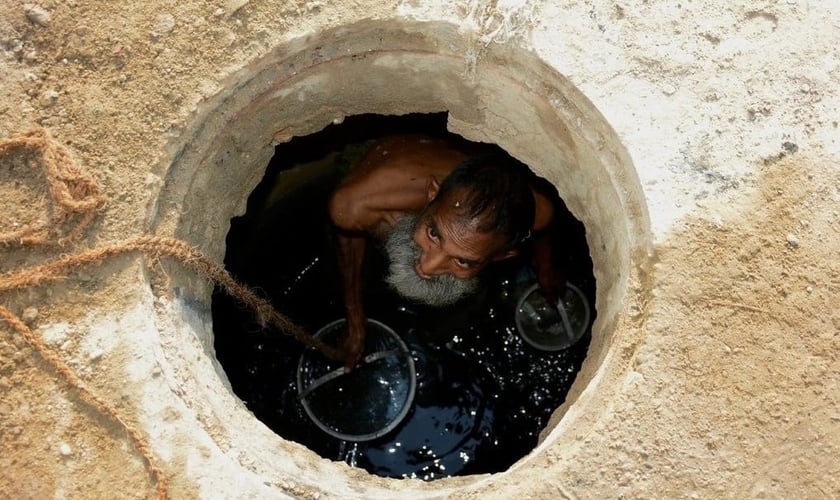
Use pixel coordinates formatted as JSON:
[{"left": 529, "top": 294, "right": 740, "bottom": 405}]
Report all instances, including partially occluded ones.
[
  {"left": 211, "top": 112, "right": 596, "bottom": 480},
  {"left": 151, "top": 20, "right": 652, "bottom": 492}
]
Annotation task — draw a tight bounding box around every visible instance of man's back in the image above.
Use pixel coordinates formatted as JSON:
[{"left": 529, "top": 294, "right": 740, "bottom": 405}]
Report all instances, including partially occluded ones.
[{"left": 329, "top": 134, "right": 473, "bottom": 238}]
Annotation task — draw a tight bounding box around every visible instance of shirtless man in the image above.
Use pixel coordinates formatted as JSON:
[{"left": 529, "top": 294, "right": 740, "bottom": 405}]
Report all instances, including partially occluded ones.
[{"left": 328, "top": 134, "right": 563, "bottom": 366}]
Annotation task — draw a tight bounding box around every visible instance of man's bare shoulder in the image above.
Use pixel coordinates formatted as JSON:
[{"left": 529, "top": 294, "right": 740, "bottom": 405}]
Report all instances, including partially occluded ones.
[{"left": 329, "top": 135, "right": 468, "bottom": 232}]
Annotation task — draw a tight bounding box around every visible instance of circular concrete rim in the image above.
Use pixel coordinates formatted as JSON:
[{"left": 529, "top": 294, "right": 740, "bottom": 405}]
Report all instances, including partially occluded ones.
[{"left": 148, "top": 19, "right": 651, "bottom": 495}]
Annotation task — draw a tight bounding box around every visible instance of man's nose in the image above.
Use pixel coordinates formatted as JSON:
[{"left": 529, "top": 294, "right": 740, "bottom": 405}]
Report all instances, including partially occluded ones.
[{"left": 417, "top": 248, "right": 448, "bottom": 278}]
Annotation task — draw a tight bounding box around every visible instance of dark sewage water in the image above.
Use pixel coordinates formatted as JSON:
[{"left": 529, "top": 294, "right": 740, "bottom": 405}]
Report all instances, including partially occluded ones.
[{"left": 211, "top": 136, "right": 596, "bottom": 480}]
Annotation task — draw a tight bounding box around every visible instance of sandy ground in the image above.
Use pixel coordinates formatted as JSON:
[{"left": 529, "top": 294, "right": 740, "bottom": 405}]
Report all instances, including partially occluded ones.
[
  {"left": 1, "top": 0, "right": 838, "bottom": 498},
  {"left": 536, "top": 156, "right": 840, "bottom": 498}
]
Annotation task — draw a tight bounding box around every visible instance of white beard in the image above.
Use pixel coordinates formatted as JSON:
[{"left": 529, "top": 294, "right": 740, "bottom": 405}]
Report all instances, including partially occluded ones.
[{"left": 383, "top": 215, "right": 478, "bottom": 306}]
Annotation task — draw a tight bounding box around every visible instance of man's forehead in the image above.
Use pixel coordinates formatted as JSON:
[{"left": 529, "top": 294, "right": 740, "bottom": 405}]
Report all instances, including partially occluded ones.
[{"left": 423, "top": 206, "right": 504, "bottom": 261}]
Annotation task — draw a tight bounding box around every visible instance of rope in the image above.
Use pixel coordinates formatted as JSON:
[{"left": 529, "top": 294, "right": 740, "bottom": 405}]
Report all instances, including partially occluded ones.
[
  {"left": 0, "top": 304, "right": 169, "bottom": 499},
  {"left": 0, "top": 235, "right": 343, "bottom": 358},
  {"left": 0, "top": 128, "right": 105, "bottom": 246},
  {"left": 1, "top": 128, "right": 344, "bottom": 499}
]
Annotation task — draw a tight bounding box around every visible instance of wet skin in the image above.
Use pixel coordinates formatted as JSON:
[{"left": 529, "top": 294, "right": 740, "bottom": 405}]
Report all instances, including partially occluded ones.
[{"left": 329, "top": 134, "right": 563, "bottom": 367}]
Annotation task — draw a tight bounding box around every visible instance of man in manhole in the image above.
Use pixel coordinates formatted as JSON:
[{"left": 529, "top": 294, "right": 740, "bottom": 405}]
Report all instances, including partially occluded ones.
[{"left": 329, "top": 134, "right": 565, "bottom": 367}]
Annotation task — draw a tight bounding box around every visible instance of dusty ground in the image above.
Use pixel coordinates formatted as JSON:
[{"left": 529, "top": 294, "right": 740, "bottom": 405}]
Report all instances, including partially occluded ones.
[
  {"left": 532, "top": 156, "right": 839, "bottom": 498},
  {"left": 1, "top": 0, "right": 838, "bottom": 498}
]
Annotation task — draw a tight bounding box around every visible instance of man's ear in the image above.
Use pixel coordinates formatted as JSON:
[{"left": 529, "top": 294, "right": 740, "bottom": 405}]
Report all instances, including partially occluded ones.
[
  {"left": 426, "top": 176, "right": 440, "bottom": 203},
  {"left": 492, "top": 248, "right": 519, "bottom": 262}
]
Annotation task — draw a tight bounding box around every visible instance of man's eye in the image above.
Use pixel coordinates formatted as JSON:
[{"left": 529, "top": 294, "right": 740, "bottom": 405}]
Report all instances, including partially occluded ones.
[
  {"left": 454, "top": 258, "right": 471, "bottom": 269},
  {"left": 427, "top": 224, "right": 439, "bottom": 240}
]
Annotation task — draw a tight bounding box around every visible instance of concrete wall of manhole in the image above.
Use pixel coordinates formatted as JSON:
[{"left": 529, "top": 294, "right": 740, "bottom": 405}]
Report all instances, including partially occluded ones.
[{"left": 149, "top": 19, "right": 651, "bottom": 494}]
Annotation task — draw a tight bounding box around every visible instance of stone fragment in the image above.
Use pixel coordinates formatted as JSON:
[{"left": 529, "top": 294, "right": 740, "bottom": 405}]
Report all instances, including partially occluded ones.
[
  {"left": 786, "top": 233, "right": 799, "bottom": 248},
  {"left": 226, "top": 0, "right": 249, "bottom": 16},
  {"left": 41, "top": 323, "right": 70, "bottom": 345},
  {"left": 23, "top": 4, "right": 51, "bottom": 27},
  {"left": 21, "top": 307, "right": 38, "bottom": 323},
  {"left": 151, "top": 13, "right": 175, "bottom": 38},
  {"left": 59, "top": 443, "right": 72, "bottom": 456},
  {"left": 38, "top": 89, "right": 59, "bottom": 107}
]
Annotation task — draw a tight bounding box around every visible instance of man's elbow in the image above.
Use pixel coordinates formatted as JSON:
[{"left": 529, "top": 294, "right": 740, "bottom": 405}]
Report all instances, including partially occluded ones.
[
  {"left": 532, "top": 191, "right": 555, "bottom": 233},
  {"left": 328, "top": 188, "right": 360, "bottom": 231}
]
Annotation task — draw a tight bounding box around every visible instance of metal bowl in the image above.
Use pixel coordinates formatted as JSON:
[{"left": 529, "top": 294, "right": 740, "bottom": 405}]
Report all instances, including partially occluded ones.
[
  {"left": 514, "top": 282, "right": 591, "bottom": 351},
  {"left": 297, "top": 318, "right": 416, "bottom": 442}
]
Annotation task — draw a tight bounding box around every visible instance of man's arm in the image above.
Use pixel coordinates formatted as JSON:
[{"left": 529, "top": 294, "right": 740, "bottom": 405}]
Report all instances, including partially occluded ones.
[
  {"left": 334, "top": 230, "right": 367, "bottom": 368},
  {"left": 530, "top": 179, "right": 567, "bottom": 302},
  {"left": 530, "top": 230, "right": 566, "bottom": 303},
  {"left": 328, "top": 176, "right": 378, "bottom": 368}
]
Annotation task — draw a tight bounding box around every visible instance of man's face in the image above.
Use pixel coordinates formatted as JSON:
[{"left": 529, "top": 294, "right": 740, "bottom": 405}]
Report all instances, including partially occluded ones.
[
  {"left": 410, "top": 198, "right": 506, "bottom": 280},
  {"left": 384, "top": 212, "right": 480, "bottom": 307},
  {"left": 383, "top": 191, "right": 512, "bottom": 306}
]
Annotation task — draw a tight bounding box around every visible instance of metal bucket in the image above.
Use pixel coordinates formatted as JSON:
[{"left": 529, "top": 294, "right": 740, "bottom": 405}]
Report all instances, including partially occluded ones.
[
  {"left": 297, "top": 318, "right": 416, "bottom": 442},
  {"left": 515, "top": 282, "right": 591, "bottom": 351}
]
